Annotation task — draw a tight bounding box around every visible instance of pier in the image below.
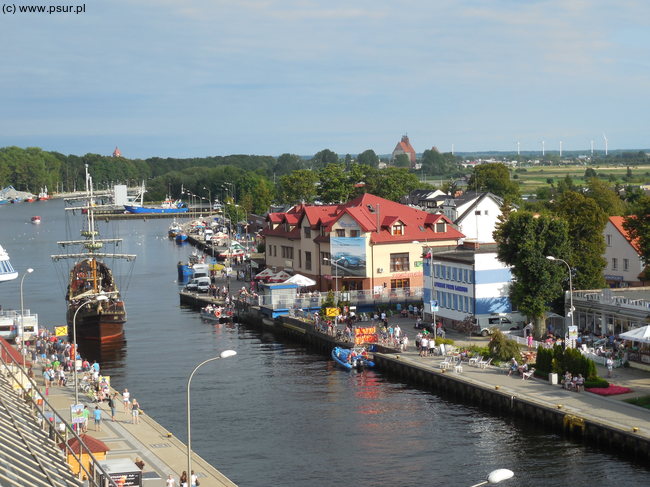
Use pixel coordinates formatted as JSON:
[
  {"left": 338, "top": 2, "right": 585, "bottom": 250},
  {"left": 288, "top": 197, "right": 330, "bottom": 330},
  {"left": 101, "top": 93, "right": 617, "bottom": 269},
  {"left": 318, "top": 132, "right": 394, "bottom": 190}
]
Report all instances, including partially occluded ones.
[{"left": 0, "top": 339, "right": 237, "bottom": 487}]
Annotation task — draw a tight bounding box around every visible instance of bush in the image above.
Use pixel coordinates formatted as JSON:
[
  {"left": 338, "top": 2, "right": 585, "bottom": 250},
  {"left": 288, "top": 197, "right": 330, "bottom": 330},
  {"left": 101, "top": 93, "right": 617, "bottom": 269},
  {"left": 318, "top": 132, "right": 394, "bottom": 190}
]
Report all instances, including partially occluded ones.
[
  {"left": 488, "top": 330, "right": 522, "bottom": 362},
  {"left": 434, "top": 338, "right": 455, "bottom": 346},
  {"left": 585, "top": 378, "right": 609, "bottom": 389},
  {"left": 535, "top": 345, "right": 598, "bottom": 379}
]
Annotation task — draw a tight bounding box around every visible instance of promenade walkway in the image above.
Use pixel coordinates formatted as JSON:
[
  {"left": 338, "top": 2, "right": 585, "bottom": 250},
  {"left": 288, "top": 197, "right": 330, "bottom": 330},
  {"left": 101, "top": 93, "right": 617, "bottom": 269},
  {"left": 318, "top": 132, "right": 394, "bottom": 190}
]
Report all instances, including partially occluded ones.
[{"left": 29, "top": 366, "right": 237, "bottom": 487}]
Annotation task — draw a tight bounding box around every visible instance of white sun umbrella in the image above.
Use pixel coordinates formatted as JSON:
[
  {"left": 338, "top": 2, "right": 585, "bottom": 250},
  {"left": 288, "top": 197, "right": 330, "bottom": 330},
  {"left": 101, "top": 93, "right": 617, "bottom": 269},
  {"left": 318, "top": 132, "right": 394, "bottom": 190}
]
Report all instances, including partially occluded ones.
[
  {"left": 284, "top": 273, "right": 317, "bottom": 287},
  {"left": 619, "top": 325, "right": 650, "bottom": 344}
]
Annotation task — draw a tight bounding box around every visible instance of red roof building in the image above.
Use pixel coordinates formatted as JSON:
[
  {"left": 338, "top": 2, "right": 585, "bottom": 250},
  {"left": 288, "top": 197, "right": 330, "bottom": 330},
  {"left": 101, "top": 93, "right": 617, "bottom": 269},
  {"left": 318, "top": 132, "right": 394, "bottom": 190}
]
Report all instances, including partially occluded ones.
[
  {"left": 391, "top": 135, "right": 417, "bottom": 167},
  {"left": 262, "top": 193, "right": 464, "bottom": 292},
  {"left": 112, "top": 146, "right": 122, "bottom": 158},
  {"left": 605, "top": 216, "right": 646, "bottom": 286}
]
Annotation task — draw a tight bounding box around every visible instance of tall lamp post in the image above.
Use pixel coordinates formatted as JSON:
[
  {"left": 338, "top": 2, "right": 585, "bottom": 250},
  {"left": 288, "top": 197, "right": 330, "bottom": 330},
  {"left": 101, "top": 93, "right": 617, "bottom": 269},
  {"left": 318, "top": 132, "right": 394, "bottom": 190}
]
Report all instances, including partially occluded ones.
[
  {"left": 546, "top": 256, "right": 574, "bottom": 343},
  {"left": 324, "top": 257, "right": 344, "bottom": 296},
  {"left": 469, "top": 468, "right": 514, "bottom": 487},
  {"left": 187, "top": 350, "right": 237, "bottom": 485},
  {"left": 72, "top": 295, "right": 108, "bottom": 405},
  {"left": 19, "top": 268, "right": 34, "bottom": 367}
]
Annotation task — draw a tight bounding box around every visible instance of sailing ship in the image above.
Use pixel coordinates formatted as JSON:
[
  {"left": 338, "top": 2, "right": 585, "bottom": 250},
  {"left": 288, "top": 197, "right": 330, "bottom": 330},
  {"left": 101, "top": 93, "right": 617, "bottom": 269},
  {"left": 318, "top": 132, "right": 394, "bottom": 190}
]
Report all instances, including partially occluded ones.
[{"left": 51, "top": 165, "right": 136, "bottom": 342}]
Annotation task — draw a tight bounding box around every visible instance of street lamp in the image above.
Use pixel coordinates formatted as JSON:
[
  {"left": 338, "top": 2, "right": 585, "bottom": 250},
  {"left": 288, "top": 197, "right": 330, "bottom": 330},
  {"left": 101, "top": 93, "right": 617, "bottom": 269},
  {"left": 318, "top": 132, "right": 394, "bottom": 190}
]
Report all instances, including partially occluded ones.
[
  {"left": 546, "top": 256, "right": 574, "bottom": 344},
  {"left": 72, "top": 295, "right": 108, "bottom": 405},
  {"left": 187, "top": 350, "right": 237, "bottom": 485},
  {"left": 19, "top": 268, "right": 34, "bottom": 367},
  {"left": 469, "top": 469, "right": 514, "bottom": 487},
  {"left": 324, "top": 257, "right": 344, "bottom": 296}
]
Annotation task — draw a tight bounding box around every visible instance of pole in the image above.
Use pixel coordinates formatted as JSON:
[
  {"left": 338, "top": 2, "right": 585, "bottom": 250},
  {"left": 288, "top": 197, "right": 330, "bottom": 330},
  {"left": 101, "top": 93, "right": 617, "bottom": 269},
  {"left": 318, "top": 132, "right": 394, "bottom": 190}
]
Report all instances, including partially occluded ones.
[
  {"left": 187, "top": 351, "right": 236, "bottom": 486},
  {"left": 72, "top": 297, "right": 106, "bottom": 405},
  {"left": 19, "top": 268, "right": 34, "bottom": 368},
  {"left": 546, "top": 256, "right": 574, "bottom": 344}
]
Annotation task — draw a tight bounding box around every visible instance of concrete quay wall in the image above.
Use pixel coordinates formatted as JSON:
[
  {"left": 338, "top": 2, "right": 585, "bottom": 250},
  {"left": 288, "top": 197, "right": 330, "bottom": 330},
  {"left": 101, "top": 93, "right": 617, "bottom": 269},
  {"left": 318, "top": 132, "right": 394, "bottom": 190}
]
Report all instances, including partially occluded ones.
[{"left": 234, "top": 302, "right": 650, "bottom": 463}]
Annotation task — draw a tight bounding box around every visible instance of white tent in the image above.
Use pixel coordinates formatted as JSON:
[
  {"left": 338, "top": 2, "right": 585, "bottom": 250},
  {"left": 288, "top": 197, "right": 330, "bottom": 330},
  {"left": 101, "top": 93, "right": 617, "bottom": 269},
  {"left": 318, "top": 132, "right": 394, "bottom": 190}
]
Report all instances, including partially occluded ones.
[
  {"left": 254, "top": 268, "right": 275, "bottom": 280},
  {"left": 267, "top": 270, "right": 292, "bottom": 283},
  {"left": 619, "top": 325, "right": 650, "bottom": 344},
  {"left": 284, "top": 274, "right": 316, "bottom": 287}
]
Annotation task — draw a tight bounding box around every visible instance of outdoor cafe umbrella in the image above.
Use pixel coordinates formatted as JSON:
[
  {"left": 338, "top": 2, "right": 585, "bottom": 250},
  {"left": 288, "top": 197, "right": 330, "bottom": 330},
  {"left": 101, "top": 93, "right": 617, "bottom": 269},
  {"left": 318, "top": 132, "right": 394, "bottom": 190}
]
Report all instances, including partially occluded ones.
[
  {"left": 284, "top": 274, "right": 317, "bottom": 287},
  {"left": 267, "top": 270, "right": 292, "bottom": 283},
  {"left": 254, "top": 268, "right": 275, "bottom": 281},
  {"left": 619, "top": 325, "right": 650, "bottom": 344}
]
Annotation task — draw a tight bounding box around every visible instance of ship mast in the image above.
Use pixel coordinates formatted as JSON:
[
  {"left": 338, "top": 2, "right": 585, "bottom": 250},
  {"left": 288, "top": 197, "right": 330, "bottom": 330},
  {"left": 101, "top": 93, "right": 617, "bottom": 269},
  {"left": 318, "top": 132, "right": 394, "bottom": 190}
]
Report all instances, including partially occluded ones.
[{"left": 51, "top": 164, "right": 136, "bottom": 297}]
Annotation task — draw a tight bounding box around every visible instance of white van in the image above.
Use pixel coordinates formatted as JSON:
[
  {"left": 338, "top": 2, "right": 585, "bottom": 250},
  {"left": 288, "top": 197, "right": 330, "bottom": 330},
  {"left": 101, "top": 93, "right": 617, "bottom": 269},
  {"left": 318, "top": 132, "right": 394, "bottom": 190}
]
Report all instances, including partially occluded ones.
[
  {"left": 203, "top": 228, "right": 214, "bottom": 242},
  {"left": 186, "top": 276, "right": 211, "bottom": 293},
  {"left": 473, "top": 313, "right": 526, "bottom": 337}
]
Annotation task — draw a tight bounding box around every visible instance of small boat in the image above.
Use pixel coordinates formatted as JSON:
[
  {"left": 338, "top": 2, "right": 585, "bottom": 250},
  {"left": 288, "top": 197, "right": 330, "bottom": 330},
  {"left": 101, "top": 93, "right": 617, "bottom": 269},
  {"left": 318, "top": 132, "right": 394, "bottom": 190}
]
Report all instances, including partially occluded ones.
[
  {"left": 37, "top": 187, "right": 50, "bottom": 200},
  {"left": 31, "top": 216, "right": 41, "bottom": 224},
  {"left": 331, "top": 347, "right": 375, "bottom": 370},
  {"left": 168, "top": 220, "right": 182, "bottom": 238},
  {"left": 175, "top": 232, "right": 188, "bottom": 244},
  {"left": 0, "top": 244, "right": 18, "bottom": 283},
  {"left": 200, "top": 305, "right": 234, "bottom": 323}
]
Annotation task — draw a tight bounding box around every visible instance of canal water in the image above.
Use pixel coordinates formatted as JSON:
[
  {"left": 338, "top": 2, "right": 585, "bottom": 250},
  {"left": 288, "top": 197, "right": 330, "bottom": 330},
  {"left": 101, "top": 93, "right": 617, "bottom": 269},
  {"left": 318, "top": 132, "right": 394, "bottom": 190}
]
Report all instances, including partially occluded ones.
[{"left": 1, "top": 200, "right": 648, "bottom": 487}]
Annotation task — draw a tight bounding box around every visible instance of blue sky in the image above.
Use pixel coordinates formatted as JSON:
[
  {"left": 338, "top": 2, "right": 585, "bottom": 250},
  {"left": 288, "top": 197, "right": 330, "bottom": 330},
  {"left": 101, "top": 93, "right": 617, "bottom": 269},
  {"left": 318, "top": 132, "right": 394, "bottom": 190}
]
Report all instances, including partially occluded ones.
[{"left": 1, "top": 0, "right": 649, "bottom": 158}]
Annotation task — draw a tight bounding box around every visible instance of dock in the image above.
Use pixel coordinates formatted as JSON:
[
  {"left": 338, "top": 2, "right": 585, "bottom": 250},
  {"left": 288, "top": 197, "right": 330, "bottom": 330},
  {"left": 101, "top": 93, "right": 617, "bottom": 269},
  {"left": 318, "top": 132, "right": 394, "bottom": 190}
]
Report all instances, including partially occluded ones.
[{"left": 0, "top": 339, "right": 237, "bottom": 487}]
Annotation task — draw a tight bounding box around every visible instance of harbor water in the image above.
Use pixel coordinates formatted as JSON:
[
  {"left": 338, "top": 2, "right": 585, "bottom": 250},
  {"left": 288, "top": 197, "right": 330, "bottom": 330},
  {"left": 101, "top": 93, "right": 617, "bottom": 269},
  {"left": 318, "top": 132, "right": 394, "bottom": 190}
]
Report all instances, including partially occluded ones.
[{"left": 1, "top": 200, "right": 648, "bottom": 487}]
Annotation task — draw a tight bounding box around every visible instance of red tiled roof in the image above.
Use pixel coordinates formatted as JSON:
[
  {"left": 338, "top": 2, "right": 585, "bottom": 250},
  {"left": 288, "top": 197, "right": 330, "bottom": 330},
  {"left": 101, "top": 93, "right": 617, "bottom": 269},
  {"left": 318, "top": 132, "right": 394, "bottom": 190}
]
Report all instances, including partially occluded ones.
[
  {"left": 610, "top": 216, "right": 641, "bottom": 254},
  {"left": 262, "top": 193, "right": 464, "bottom": 244},
  {"left": 59, "top": 434, "right": 110, "bottom": 454}
]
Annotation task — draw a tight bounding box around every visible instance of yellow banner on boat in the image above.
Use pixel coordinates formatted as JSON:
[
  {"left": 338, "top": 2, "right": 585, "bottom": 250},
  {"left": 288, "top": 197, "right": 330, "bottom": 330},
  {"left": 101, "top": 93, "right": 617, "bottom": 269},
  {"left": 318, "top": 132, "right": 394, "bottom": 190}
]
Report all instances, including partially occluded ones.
[
  {"left": 55, "top": 326, "right": 68, "bottom": 337},
  {"left": 325, "top": 307, "right": 339, "bottom": 317}
]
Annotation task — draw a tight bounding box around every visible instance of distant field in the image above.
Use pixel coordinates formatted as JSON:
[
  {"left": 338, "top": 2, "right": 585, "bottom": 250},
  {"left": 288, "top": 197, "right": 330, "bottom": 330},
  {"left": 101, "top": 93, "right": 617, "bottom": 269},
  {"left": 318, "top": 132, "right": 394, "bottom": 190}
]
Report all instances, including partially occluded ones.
[{"left": 514, "top": 164, "right": 650, "bottom": 192}]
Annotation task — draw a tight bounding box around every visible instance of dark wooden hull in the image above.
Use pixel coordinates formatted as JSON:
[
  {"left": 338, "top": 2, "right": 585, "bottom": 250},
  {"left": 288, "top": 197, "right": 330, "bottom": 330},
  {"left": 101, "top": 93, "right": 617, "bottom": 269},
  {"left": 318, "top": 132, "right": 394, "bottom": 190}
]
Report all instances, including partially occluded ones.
[{"left": 67, "top": 301, "right": 126, "bottom": 343}]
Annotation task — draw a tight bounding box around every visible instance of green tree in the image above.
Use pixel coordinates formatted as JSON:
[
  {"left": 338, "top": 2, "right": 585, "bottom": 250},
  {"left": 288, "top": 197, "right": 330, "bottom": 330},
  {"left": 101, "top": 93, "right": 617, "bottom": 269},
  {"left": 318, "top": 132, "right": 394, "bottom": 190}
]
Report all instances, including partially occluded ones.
[
  {"left": 357, "top": 149, "right": 379, "bottom": 168},
  {"left": 623, "top": 195, "right": 650, "bottom": 279},
  {"left": 584, "top": 167, "right": 597, "bottom": 179},
  {"left": 494, "top": 211, "right": 572, "bottom": 338},
  {"left": 317, "top": 163, "right": 351, "bottom": 203},
  {"left": 277, "top": 169, "right": 319, "bottom": 204},
  {"left": 585, "top": 178, "right": 626, "bottom": 216},
  {"left": 554, "top": 191, "right": 607, "bottom": 290},
  {"left": 467, "top": 163, "right": 520, "bottom": 202},
  {"left": 393, "top": 153, "right": 411, "bottom": 168},
  {"left": 274, "top": 153, "right": 304, "bottom": 176},
  {"left": 311, "top": 149, "right": 338, "bottom": 169},
  {"left": 420, "top": 149, "right": 458, "bottom": 176},
  {"left": 365, "top": 167, "right": 422, "bottom": 201}
]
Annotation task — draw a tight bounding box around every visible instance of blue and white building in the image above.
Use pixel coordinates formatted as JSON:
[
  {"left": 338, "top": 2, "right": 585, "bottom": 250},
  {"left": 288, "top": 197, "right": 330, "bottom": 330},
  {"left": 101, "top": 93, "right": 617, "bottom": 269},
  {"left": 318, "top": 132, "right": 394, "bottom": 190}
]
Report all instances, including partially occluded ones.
[{"left": 422, "top": 242, "right": 516, "bottom": 324}]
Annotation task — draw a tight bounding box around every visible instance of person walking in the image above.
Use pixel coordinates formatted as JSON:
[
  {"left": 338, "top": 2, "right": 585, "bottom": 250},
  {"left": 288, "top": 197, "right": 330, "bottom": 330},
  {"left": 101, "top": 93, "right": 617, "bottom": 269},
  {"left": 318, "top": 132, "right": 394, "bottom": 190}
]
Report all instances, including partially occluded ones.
[
  {"left": 122, "top": 388, "right": 130, "bottom": 413},
  {"left": 180, "top": 471, "right": 188, "bottom": 487},
  {"left": 131, "top": 398, "right": 141, "bottom": 424},
  {"left": 93, "top": 405, "right": 102, "bottom": 431},
  {"left": 606, "top": 356, "right": 614, "bottom": 378},
  {"left": 107, "top": 393, "right": 116, "bottom": 421},
  {"left": 166, "top": 474, "right": 177, "bottom": 487}
]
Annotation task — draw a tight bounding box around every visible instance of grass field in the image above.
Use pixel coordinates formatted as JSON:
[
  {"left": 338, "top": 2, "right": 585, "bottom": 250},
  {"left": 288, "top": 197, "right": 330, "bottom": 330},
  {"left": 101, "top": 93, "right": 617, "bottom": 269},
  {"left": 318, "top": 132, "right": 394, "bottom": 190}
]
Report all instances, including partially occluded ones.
[{"left": 513, "top": 164, "right": 650, "bottom": 192}]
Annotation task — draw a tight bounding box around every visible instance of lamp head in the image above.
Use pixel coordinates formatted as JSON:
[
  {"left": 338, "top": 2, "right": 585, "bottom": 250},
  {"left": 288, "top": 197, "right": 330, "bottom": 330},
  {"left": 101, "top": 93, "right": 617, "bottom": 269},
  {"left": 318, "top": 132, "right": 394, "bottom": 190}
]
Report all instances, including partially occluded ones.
[
  {"left": 487, "top": 469, "right": 514, "bottom": 484},
  {"left": 27, "top": 268, "right": 34, "bottom": 274},
  {"left": 545, "top": 256, "right": 556, "bottom": 261},
  {"left": 95, "top": 294, "right": 109, "bottom": 302},
  {"left": 220, "top": 350, "right": 237, "bottom": 359}
]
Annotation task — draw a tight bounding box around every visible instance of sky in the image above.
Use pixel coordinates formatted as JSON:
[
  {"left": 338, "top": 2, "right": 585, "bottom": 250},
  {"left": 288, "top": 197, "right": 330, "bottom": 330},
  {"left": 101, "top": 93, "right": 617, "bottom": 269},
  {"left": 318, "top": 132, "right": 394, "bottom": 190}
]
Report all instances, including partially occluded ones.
[{"left": 1, "top": 0, "right": 649, "bottom": 159}]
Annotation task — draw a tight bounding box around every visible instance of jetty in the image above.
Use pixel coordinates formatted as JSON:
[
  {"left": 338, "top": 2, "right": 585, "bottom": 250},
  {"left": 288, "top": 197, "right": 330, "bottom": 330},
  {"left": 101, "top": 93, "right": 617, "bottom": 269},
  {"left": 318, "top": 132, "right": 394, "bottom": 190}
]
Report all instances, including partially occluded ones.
[{"left": 0, "top": 338, "right": 237, "bottom": 487}]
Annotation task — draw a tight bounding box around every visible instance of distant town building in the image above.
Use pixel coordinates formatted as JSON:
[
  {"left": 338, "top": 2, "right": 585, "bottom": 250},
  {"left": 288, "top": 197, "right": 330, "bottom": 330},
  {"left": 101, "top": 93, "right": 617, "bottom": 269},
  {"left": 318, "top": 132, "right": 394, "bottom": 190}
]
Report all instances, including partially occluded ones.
[
  {"left": 112, "top": 147, "right": 122, "bottom": 158},
  {"left": 604, "top": 216, "right": 646, "bottom": 287},
  {"left": 391, "top": 135, "right": 417, "bottom": 167}
]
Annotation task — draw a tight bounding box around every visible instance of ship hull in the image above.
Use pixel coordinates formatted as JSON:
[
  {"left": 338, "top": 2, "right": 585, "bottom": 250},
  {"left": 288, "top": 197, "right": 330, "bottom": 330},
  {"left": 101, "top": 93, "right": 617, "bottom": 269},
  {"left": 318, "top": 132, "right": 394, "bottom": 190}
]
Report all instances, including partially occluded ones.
[
  {"left": 67, "top": 301, "right": 126, "bottom": 343},
  {"left": 124, "top": 205, "right": 188, "bottom": 214}
]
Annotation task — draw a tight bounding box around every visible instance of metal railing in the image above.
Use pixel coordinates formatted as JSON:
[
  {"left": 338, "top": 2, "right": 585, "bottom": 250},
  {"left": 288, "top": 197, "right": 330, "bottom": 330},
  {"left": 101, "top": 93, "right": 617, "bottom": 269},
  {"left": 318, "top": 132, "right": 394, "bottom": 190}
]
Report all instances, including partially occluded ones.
[
  {"left": 0, "top": 340, "right": 118, "bottom": 487},
  {"left": 258, "top": 287, "right": 424, "bottom": 310}
]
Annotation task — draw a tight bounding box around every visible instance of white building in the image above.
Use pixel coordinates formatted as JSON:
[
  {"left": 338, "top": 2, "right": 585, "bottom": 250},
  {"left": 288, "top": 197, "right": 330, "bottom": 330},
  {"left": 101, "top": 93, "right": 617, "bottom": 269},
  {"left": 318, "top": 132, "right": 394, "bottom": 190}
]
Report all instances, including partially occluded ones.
[
  {"left": 438, "top": 192, "right": 507, "bottom": 243},
  {"left": 423, "top": 242, "right": 517, "bottom": 324},
  {"left": 604, "top": 216, "right": 646, "bottom": 287}
]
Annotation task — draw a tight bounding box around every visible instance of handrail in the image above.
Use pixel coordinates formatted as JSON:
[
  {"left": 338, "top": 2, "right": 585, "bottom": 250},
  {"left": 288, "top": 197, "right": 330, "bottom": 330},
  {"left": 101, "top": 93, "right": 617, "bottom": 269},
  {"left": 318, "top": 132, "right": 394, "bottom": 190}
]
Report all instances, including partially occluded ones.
[{"left": 0, "top": 339, "right": 119, "bottom": 487}]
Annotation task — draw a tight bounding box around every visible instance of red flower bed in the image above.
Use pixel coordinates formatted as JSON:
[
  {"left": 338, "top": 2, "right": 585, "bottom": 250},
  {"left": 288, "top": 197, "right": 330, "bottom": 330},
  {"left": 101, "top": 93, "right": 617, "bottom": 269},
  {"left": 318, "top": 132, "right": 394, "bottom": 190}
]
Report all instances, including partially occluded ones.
[{"left": 585, "top": 385, "right": 633, "bottom": 396}]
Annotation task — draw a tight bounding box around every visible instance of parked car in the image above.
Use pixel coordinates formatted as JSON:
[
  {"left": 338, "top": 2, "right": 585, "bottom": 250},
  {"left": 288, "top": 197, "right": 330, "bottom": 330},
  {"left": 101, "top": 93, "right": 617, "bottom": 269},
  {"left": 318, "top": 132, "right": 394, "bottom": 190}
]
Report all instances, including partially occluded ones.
[
  {"left": 186, "top": 276, "right": 211, "bottom": 293},
  {"left": 335, "top": 253, "right": 366, "bottom": 269}
]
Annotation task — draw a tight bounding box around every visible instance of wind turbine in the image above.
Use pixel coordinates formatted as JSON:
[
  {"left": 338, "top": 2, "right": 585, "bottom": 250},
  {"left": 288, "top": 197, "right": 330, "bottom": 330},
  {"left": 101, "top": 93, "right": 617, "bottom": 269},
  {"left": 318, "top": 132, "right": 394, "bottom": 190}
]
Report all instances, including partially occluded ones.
[
  {"left": 591, "top": 140, "right": 594, "bottom": 157},
  {"left": 559, "top": 141, "right": 563, "bottom": 158},
  {"left": 517, "top": 141, "right": 520, "bottom": 156},
  {"left": 542, "top": 140, "right": 545, "bottom": 157},
  {"left": 603, "top": 133, "right": 608, "bottom": 156}
]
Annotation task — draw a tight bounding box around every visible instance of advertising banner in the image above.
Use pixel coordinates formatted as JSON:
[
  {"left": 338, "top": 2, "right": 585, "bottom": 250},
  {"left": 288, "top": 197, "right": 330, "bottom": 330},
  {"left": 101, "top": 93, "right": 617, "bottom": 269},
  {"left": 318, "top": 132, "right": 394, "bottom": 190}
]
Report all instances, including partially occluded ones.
[
  {"left": 330, "top": 236, "right": 367, "bottom": 277},
  {"left": 325, "top": 307, "right": 340, "bottom": 317},
  {"left": 354, "top": 326, "right": 378, "bottom": 344},
  {"left": 55, "top": 326, "right": 68, "bottom": 337}
]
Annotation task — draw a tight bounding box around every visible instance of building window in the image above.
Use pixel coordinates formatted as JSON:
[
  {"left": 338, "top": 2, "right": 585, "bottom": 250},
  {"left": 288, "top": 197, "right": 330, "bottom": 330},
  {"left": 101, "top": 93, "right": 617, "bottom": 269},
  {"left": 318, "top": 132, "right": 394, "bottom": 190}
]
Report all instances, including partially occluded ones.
[
  {"left": 392, "top": 223, "right": 404, "bottom": 236},
  {"left": 305, "top": 251, "right": 312, "bottom": 271},
  {"left": 350, "top": 230, "right": 360, "bottom": 237},
  {"left": 452, "top": 267, "right": 458, "bottom": 281},
  {"left": 281, "top": 246, "right": 294, "bottom": 259},
  {"left": 321, "top": 252, "right": 330, "bottom": 265},
  {"left": 304, "top": 227, "right": 311, "bottom": 238},
  {"left": 390, "top": 279, "right": 409, "bottom": 289},
  {"left": 390, "top": 253, "right": 410, "bottom": 272},
  {"left": 336, "top": 229, "right": 345, "bottom": 237},
  {"left": 612, "top": 258, "right": 617, "bottom": 270},
  {"left": 463, "top": 269, "right": 468, "bottom": 283},
  {"left": 453, "top": 294, "right": 458, "bottom": 310},
  {"left": 474, "top": 210, "right": 481, "bottom": 215},
  {"left": 624, "top": 258, "right": 629, "bottom": 271},
  {"left": 298, "top": 251, "right": 302, "bottom": 268},
  {"left": 435, "top": 222, "right": 446, "bottom": 233},
  {"left": 606, "top": 234, "right": 611, "bottom": 246}
]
